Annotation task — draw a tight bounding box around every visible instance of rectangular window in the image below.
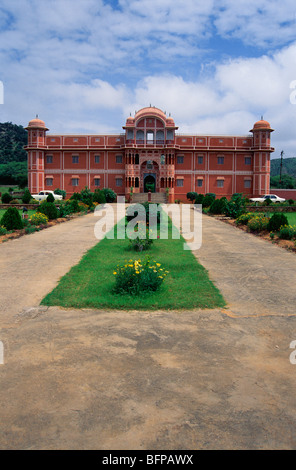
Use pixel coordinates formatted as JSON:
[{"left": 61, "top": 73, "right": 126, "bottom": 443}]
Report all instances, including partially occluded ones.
[
  {"left": 197, "top": 179, "right": 203, "bottom": 187},
  {"left": 217, "top": 180, "right": 224, "bottom": 188},
  {"left": 245, "top": 157, "right": 251, "bottom": 165},
  {"left": 198, "top": 155, "right": 203, "bottom": 164},
  {"left": 73, "top": 138, "right": 78, "bottom": 142},
  {"left": 244, "top": 179, "right": 251, "bottom": 188},
  {"left": 116, "top": 155, "right": 123, "bottom": 164},
  {"left": 94, "top": 178, "right": 100, "bottom": 187},
  {"left": 72, "top": 178, "right": 79, "bottom": 186},
  {"left": 72, "top": 155, "right": 79, "bottom": 164},
  {"left": 217, "top": 156, "right": 224, "bottom": 164},
  {"left": 46, "top": 178, "right": 53, "bottom": 186},
  {"left": 177, "top": 156, "right": 184, "bottom": 164},
  {"left": 176, "top": 179, "right": 184, "bottom": 187},
  {"left": 46, "top": 155, "right": 53, "bottom": 164},
  {"left": 95, "top": 155, "right": 100, "bottom": 163},
  {"left": 116, "top": 178, "right": 123, "bottom": 187}
]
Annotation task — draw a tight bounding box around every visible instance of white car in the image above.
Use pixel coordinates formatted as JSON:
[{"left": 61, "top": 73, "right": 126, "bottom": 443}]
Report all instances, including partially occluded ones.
[
  {"left": 31, "top": 190, "right": 63, "bottom": 202},
  {"left": 250, "top": 194, "right": 286, "bottom": 203}
]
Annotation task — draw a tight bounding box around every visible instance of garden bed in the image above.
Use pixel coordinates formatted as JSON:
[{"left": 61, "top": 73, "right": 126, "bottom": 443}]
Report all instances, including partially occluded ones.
[
  {"left": 0, "top": 213, "right": 86, "bottom": 244},
  {"left": 213, "top": 214, "right": 296, "bottom": 254}
]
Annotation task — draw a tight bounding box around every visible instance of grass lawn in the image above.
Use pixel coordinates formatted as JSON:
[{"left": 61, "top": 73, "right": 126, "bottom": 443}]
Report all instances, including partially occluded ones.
[
  {"left": 0, "top": 185, "right": 19, "bottom": 194},
  {"left": 41, "top": 221, "right": 226, "bottom": 311},
  {"left": 286, "top": 212, "right": 296, "bottom": 225},
  {"left": 0, "top": 209, "right": 36, "bottom": 220}
]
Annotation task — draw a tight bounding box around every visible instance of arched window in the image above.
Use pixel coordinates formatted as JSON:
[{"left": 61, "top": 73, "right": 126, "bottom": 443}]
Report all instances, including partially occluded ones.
[{"left": 136, "top": 130, "right": 144, "bottom": 142}]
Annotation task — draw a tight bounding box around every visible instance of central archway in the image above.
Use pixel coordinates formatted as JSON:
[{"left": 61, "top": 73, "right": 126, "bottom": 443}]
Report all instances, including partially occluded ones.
[{"left": 144, "top": 174, "right": 156, "bottom": 193}]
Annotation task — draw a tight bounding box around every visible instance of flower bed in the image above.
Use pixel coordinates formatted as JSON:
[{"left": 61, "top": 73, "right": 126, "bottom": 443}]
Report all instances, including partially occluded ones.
[{"left": 213, "top": 213, "right": 296, "bottom": 253}]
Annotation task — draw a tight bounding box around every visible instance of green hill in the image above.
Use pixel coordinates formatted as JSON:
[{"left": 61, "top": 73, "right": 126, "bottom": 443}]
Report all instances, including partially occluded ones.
[
  {"left": 270, "top": 157, "right": 296, "bottom": 188},
  {"left": 0, "top": 122, "right": 28, "bottom": 186},
  {"left": 270, "top": 157, "right": 296, "bottom": 177},
  {"left": 0, "top": 122, "right": 27, "bottom": 164}
]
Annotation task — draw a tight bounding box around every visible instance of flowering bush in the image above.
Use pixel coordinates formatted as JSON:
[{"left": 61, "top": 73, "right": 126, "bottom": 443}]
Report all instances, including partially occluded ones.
[
  {"left": 235, "top": 212, "right": 257, "bottom": 225},
  {"left": 247, "top": 215, "right": 269, "bottom": 232},
  {"left": 78, "top": 201, "right": 89, "bottom": 212},
  {"left": 113, "top": 258, "right": 169, "bottom": 295},
  {"left": 30, "top": 212, "right": 49, "bottom": 226},
  {"left": 0, "top": 225, "right": 7, "bottom": 235},
  {"left": 278, "top": 225, "right": 296, "bottom": 240}
]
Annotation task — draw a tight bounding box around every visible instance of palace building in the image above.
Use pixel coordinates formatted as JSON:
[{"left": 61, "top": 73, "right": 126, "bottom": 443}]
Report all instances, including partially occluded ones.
[{"left": 25, "top": 106, "right": 274, "bottom": 202}]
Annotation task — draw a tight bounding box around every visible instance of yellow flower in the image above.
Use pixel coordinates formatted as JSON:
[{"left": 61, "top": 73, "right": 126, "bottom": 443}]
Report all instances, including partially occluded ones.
[
  {"left": 156, "top": 263, "right": 161, "bottom": 267},
  {"left": 113, "top": 271, "right": 117, "bottom": 275}
]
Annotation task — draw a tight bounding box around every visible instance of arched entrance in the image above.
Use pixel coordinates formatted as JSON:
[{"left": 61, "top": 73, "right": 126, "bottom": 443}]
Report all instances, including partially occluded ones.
[
  {"left": 144, "top": 174, "right": 156, "bottom": 193},
  {"left": 140, "top": 160, "right": 159, "bottom": 193}
]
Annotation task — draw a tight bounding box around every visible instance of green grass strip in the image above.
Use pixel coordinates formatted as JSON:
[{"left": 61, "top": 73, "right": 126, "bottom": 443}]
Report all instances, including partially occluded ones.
[{"left": 41, "top": 220, "right": 225, "bottom": 310}]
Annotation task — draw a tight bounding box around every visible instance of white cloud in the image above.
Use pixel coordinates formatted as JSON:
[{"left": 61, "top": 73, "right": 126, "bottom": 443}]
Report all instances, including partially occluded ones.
[{"left": 0, "top": 0, "right": 296, "bottom": 158}]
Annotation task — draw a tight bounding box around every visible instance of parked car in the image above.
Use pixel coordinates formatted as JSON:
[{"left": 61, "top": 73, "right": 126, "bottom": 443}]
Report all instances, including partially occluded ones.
[
  {"left": 31, "top": 190, "right": 63, "bottom": 202},
  {"left": 249, "top": 194, "right": 286, "bottom": 203}
]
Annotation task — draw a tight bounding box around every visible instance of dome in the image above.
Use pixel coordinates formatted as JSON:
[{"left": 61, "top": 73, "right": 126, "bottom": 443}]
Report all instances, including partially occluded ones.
[
  {"left": 26, "top": 116, "right": 48, "bottom": 129},
  {"left": 135, "top": 107, "right": 167, "bottom": 123},
  {"left": 252, "top": 119, "right": 271, "bottom": 130}
]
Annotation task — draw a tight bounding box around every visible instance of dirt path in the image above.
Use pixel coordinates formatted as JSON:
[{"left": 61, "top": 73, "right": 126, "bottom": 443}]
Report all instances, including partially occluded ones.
[{"left": 0, "top": 210, "right": 296, "bottom": 450}]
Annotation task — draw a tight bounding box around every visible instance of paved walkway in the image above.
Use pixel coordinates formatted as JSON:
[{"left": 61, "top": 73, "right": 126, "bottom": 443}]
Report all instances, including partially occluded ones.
[
  {"left": 196, "top": 214, "right": 296, "bottom": 317},
  {"left": 0, "top": 209, "right": 296, "bottom": 449}
]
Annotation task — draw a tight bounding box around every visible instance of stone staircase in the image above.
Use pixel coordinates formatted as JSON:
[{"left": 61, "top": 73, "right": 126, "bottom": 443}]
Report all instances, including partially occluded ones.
[{"left": 131, "top": 192, "right": 167, "bottom": 204}]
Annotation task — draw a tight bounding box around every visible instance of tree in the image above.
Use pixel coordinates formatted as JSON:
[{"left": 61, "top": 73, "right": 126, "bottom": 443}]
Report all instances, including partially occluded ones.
[
  {"left": 0, "top": 207, "right": 23, "bottom": 230},
  {"left": 22, "top": 189, "right": 31, "bottom": 204}
]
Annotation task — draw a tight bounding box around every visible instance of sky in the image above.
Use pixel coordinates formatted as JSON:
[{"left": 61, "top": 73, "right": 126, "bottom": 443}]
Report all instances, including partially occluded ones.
[{"left": 0, "top": 0, "right": 296, "bottom": 158}]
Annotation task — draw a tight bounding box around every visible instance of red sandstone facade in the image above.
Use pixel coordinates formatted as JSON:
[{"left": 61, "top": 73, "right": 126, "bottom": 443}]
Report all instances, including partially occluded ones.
[{"left": 25, "top": 107, "right": 274, "bottom": 202}]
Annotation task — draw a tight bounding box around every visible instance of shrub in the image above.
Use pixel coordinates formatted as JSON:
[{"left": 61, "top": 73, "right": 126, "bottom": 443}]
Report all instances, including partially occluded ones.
[
  {"left": 93, "top": 189, "right": 106, "bottom": 204},
  {"left": 247, "top": 215, "right": 269, "bottom": 232},
  {"left": 54, "top": 188, "right": 66, "bottom": 199},
  {"left": 79, "top": 186, "right": 94, "bottom": 207},
  {"left": 288, "top": 199, "right": 294, "bottom": 205},
  {"left": 1, "top": 192, "right": 13, "bottom": 204},
  {"left": 37, "top": 201, "right": 58, "bottom": 220},
  {"left": 267, "top": 213, "right": 289, "bottom": 232},
  {"left": 203, "top": 193, "right": 215, "bottom": 207},
  {"left": 128, "top": 222, "right": 154, "bottom": 252},
  {"left": 46, "top": 192, "right": 55, "bottom": 203},
  {"left": 58, "top": 202, "right": 74, "bottom": 217},
  {"left": 236, "top": 212, "right": 256, "bottom": 225},
  {"left": 113, "top": 258, "right": 169, "bottom": 295},
  {"left": 25, "top": 225, "right": 37, "bottom": 234},
  {"left": 102, "top": 188, "right": 117, "bottom": 203},
  {"left": 209, "top": 197, "right": 227, "bottom": 214},
  {"left": 195, "top": 194, "right": 204, "bottom": 205},
  {"left": 78, "top": 201, "right": 89, "bottom": 212},
  {"left": 30, "top": 212, "right": 49, "bottom": 226},
  {"left": 278, "top": 225, "right": 296, "bottom": 240},
  {"left": 10, "top": 199, "right": 21, "bottom": 204},
  {"left": 186, "top": 192, "right": 198, "bottom": 203},
  {"left": 0, "top": 225, "right": 7, "bottom": 235},
  {"left": 224, "top": 193, "right": 246, "bottom": 219},
  {"left": 0, "top": 207, "right": 23, "bottom": 230},
  {"left": 22, "top": 189, "right": 31, "bottom": 204}
]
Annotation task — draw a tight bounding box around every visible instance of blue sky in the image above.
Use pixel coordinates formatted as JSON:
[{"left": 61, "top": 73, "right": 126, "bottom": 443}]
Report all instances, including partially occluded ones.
[{"left": 0, "top": 0, "right": 296, "bottom": 158}]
